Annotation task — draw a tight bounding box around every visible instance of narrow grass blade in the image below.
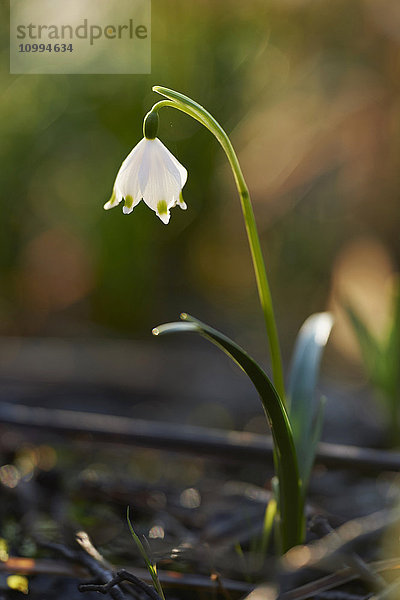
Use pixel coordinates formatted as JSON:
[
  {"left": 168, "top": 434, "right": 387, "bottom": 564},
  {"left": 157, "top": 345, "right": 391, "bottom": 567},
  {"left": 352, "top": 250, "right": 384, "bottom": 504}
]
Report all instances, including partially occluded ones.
[
  {"left": 127, "top": 507, "right": 165, "bottom": 600},
  {"left": 343, "top": 303, "right": 382, "bottom": 382},
  {"left": 384, "top": 278, "right": 400, "bottom": 397},
  {"left": 259, "top": 497, "right": 277, "bottom": 558}
]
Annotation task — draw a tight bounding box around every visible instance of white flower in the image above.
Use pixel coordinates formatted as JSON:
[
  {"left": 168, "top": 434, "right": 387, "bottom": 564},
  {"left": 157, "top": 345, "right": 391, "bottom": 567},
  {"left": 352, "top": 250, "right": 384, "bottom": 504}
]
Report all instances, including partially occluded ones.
[{"left": 104, "top": 137, "right": 187, "bottom": 224}]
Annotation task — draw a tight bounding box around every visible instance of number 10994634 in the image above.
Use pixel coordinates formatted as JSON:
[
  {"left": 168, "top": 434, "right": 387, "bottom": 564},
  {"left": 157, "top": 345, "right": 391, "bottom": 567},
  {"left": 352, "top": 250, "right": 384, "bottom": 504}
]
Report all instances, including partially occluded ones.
[{"left": 18, "top": 43, "right": 73, "bottom": 52}]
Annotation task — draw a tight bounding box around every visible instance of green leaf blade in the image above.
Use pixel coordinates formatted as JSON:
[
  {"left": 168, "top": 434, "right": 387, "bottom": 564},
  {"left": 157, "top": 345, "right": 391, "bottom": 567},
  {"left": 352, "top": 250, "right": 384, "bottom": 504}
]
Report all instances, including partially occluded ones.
[
  {"left": 153, "top": 313, "right": 303, "bottom": 552},
  {"left": 287, "top": 312, "right": 333, "bottom": 486},
  {"left": 127, "top": 507, "right": 165, "bottom": 600}
]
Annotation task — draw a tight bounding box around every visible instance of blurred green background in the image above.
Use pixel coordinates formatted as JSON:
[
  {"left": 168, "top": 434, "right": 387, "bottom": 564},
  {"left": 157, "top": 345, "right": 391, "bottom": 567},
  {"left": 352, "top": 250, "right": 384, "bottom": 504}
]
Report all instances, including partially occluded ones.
[{"left": 1, "top": 0, "right": 400, "bottom": 369}]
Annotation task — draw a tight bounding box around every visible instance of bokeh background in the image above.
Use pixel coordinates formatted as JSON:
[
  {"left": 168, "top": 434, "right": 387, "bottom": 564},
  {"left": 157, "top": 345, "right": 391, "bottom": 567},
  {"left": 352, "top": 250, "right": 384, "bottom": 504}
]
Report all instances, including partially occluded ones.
[{"left": 1, "top": 0, "right": 400, "bottom": 438}]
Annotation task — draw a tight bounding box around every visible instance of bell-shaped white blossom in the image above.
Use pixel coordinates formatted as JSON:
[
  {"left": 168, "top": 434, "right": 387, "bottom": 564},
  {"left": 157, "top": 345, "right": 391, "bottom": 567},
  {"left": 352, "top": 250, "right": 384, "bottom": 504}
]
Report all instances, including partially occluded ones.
[{"left": 104, "top": 138, "right": 187, "bottom": 224}]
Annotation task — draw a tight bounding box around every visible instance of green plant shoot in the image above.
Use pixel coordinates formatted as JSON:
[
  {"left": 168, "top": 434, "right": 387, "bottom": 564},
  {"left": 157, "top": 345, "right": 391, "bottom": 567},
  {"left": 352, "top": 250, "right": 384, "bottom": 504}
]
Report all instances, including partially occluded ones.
[
  {"left": 127, "top": 507, "right": 165, "bottom": 600},
  {"left": 344, "top": 277, "right": 400, "bottom": 445}
]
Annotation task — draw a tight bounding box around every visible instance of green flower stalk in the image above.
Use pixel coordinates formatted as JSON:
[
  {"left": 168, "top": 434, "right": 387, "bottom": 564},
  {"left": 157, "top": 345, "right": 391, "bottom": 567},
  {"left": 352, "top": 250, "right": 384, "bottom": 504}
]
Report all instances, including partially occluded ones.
[
  {"left": 149, "top": 87, "right": 285, "bottom": 402},
  {"left": 106, "top": 85, "right": 285, "bottom": 401}
]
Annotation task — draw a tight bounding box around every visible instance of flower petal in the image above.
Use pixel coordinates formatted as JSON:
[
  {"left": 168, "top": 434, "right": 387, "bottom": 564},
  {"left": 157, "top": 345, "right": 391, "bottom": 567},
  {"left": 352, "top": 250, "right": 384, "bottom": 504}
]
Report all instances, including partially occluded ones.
[
  {"left": 153, "top": 138, "right": 187, "bottom": 188},
  {"left": 104, "top": 189, "right": 120, "bottom": 210},
  {"left": 112, "top": 138, "right": 148, "bottom": 212},
  {"left": 117, "top": 138, "right": 147, "bottom": 179},
  {"left": 122, "top": 194, "right": 136, "bottom": 214},
  {"left": 139, "top": 139, "right": 182, "bottom": 217},
  {"left": 177, "top": 192, "right": 187, "bottom": 210},
  {"left": 156, "top": 200, "right": 171, "bottom": 224}
]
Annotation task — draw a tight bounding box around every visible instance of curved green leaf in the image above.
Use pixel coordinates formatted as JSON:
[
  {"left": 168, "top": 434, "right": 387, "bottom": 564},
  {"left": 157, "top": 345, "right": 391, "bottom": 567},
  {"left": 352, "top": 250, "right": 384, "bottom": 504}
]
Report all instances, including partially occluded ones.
[{"left": 153, "top": 313, "right": 303, "bottom": 552}]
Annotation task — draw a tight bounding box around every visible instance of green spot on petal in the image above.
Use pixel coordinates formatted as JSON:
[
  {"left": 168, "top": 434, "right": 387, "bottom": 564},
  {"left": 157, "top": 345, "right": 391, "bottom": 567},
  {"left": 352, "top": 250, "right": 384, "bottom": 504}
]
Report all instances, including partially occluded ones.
[
  {"left": 104, "top": 190, "right": 118, "bottom": 210},
  {"left": 157, "top": 200, "right": 168, "bottom": 215},
  {"left": 178, "top": 191, "right": 187, "bottom": 210},
  {"left": 124, "top": 195, "right": 134, "bottom": 209}
]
